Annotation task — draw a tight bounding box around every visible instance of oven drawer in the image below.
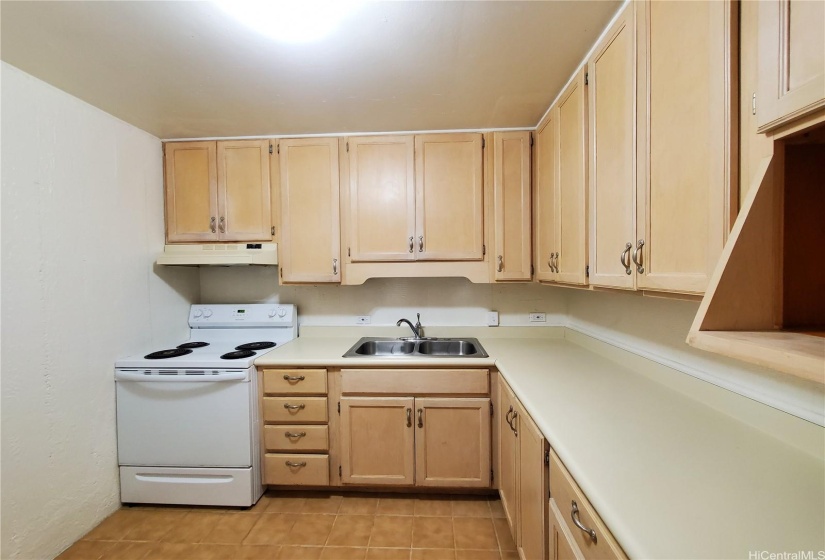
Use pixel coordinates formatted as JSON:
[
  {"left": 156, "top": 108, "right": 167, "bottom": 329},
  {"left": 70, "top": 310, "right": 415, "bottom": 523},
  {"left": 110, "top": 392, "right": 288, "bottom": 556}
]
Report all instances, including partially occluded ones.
[
  {"left": 549, "top": 449, "right": 626, "bottom": 560},
  {"left": 264, "top": 453, "right": 330, "bottom": 486},
  {"left": 263, "top": 397, "right": 328, "bottom": 423},
  {"left": 263, "top": 369, "right": 327, "bottom": 395},
  {"left": 264, "top": 425, "right": 329, "bottom": 452}
]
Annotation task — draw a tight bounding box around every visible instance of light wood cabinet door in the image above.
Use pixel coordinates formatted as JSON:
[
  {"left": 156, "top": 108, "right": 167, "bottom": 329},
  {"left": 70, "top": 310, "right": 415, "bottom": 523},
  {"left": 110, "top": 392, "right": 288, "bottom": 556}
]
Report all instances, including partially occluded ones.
[
  {"left": 636, "top": 0, "right": 734, "bottom": 294},
  {"left": 498, "top": 378, "right": 519, "bottom": 536},
  {"left": 556, "top": 70, "right": 588, "bottom": 286},
  {"left": 516, "top": 401, "right": 547, "bottom": 560},
  {"left": 534, "top": 111, "right": 557, "bottom": 283},
  {"left": 279, "top": 138, "right": 341, "bottom": 283},
  {"left": 164, "top": 142, "right": 218, "bottom": 242},
  {"left": 757, "top": 0, "right": 825, "bottom": 131},
  {"left": 588, "top": 3, "right": 637, "bottom": 290},
  {"left": 339, "top": 397, "right": 415, "bottom": 486},
  {"left": 415, "top": 134, "right": 484, "bottom": 260},
  {"left": 493, "top": 131, "right": 532, "bottom": 281},
  {"left": 217, "top": 140, "right": 271, "bottom": 242},
  {"left": 347, "top": 136, "right": 416, "bottom": 262},
  {"left": 415, "top": 398, "right": 491, "bottom": 488}
]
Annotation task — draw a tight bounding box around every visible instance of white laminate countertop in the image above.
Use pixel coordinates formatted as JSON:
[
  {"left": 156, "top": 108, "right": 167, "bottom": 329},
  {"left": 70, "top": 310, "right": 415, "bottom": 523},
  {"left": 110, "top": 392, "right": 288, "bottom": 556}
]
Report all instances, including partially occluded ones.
[{"left": 256, "top": 327, "right": 825, "bottom": 559}]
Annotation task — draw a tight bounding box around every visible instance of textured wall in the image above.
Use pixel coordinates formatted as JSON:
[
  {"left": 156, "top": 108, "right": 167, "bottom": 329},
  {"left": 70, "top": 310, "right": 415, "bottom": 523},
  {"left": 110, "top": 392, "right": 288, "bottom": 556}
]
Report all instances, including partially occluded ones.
[{"left": 0, "top": 63, "right": 199, "bottom": 560}]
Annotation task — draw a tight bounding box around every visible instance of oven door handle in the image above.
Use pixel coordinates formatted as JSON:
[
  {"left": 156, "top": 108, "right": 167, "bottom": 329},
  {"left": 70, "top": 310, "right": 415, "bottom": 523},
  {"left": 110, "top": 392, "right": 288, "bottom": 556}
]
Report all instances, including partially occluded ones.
[{"left": 114, "top": 371, "right": 248, "bottom": 382}]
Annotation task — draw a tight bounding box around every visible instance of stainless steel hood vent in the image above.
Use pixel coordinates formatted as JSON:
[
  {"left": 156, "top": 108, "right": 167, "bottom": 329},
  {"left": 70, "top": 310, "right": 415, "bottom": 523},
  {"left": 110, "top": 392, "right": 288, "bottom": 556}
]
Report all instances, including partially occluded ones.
[{"left": 156, "top": 243, "right": 278, "bottom": 266}]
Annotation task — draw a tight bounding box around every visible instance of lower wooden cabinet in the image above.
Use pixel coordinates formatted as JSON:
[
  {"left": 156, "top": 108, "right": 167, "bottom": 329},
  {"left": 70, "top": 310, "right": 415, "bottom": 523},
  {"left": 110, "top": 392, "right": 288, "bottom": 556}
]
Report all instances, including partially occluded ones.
[
  {"left": 339, "top": 396, "right": 491, "bottom": 488},
  {"left": 264, "top": 453, "right": 330, "bottom": 486}
]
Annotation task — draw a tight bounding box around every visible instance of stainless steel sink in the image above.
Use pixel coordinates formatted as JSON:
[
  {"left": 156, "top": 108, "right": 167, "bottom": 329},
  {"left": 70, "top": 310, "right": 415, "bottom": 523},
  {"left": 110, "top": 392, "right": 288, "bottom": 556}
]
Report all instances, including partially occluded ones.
[{"left": 343, "top": 337, "right": 488, "bottom": 358}]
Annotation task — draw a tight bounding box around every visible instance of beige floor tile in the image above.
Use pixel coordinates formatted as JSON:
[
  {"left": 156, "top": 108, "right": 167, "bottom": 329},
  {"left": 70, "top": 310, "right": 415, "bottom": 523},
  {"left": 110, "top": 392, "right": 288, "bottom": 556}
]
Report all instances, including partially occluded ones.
[
  {"left": 278, "top": 545, "right": 324, "bottom": 559},
  {"left": 268, "top": 496, "right": 309, "bottom": 513},
  {"left": 491, "top": 518, "right": 516, "bottom": 552},
  {"left": 413, "top": 498, "right": 452, "bottom": 518},
  {"left": 369, "top": 516, "right": 414, "bottom": 548},
  {"left": 410, "top": 549, "right": 456, "bottom": 560},
  {"left": 122, "top": 509, "right": 189, "bottom": 541},
  {"left": 456, "top": 550, "right": 500, "bottom": 560},
  {"left": 327, "top": 515, "right": 374, "bottom": 547},
  {"left": 451, "top": 498, "right": 491, "bottom": 518},
  {"left": 57, "top": 540, "right": 117, "bottom": 560},
  {"left": 248, "top": 495, "right": 273, "bottom": 513},
  {"left": 236, "top": 544, "right": 283, "bottom": 559},
  {"left": 366, "top": 548, "right": 411, "bottom": 560},
  {"left": 303, "top": 495, "right": 344, "bottom": 514},
  {"left": 487, "top": 499, "right": 506, "bottom": 519},
  {"left": 204, "top": 512, "right": 261, "bottom": 544},
  {"left": 244, "top": 513, "right": 298, "bottom": 545},
  {"left": 320, "top": 547, "right": 368, "bottom": 559},
  {"left": 142, "top": 542, "right": 199, "bottom": 560},
  {"left": 411, "top": 517, "right": 454, "bottom": 549},
  {"left": 376, "top": 497, "right": 415, "bottom": 516},
  {"left": 161, "top": 511, "right": 223, "bottom": 543},
  {"left": 99, "top": 541, "right": 156, "bottom": 560},
  {"left": 453, "top": 518, "right": 498, "bottom": 550},
  {"left": 339, "top": 496, "right": 379, "bottom": 515},
  {"left": 192, "top": 543, "right": 242, "bottom": 559},
  {"left": 283, "top": 514, "right": 336, "bottom": 546},
  {"left": 82, "top": 509, "right": 145, "bottom": 541}
]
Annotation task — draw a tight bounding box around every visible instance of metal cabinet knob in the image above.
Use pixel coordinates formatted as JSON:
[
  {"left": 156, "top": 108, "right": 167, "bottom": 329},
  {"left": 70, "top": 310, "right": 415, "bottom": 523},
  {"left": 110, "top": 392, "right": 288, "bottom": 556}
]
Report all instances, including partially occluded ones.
[
  {"left": 497, "top": 255, "right": 504, "bottom": 272},
  {"left": 620, "top": 242, "right": 632, "bottom": 275},
  {"left": 332, "top": 258, "right": 338, "bottom": 275},
  {"left": 571, "top": 501, "right": 598, "bottom": 543},
  {"left": 218, "top": 216, "right": 226, "bottom": 233},
  {"left": 632, "top": 239, "right": 645, "bottom": 274},
  {"left": 418, "top": 236, "right": 424, "bottom": 252},
  {"left": 408, "top": 236, "right": 414, "bottom": 253},
  {"left": 210, "top": 217, "right": 217, "bottom": 233}
]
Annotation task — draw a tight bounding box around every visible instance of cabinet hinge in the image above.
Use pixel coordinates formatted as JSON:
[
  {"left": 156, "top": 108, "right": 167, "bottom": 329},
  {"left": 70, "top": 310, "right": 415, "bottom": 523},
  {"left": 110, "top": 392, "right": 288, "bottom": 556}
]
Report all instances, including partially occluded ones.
[
  {"left": 337, "top": 402, "right": 341, "bottom": 415},
  {"left": 545, "top": 450, "right": 550, "bottom": 465},
  {"left": 271, "top": 226, "right": 276, "bottom": 236},
  {"left": 339, "top": 465, "right": 342, "bottom": 478},
  {"left": 277, "top": 143, "right": 280, "bottom": 154},
  {"left": 346, "top": 142, "right": 349, "bottom": 152},
  {"left": 531, "top": 264, "right": 534, "bottom": 276},
  {"left": 752, "top": 92, "right": 757, "bottom": 115},
  {"left": 491, "top": 469, "right": 494, "bottom": 484},
  {"left": 490, "top": 402, "right": 494, "bottom": 416},
  {"left": 348, "top": 247, "right": 351, "bottom": 257},
  {"left": 585, "top": 265, "right": 589, "bottom": 278},
  {"left": 482, "top": 244, "right": 486, "bottom": 256},
  {"left": 269, "top": 143, "right": 273, "bottom": 155},
  {"left": 481, "top": 137, "right": 486, "bottom": 149},
  {"left": 585, "top": 72, "right": 589, "bottom": 86}
]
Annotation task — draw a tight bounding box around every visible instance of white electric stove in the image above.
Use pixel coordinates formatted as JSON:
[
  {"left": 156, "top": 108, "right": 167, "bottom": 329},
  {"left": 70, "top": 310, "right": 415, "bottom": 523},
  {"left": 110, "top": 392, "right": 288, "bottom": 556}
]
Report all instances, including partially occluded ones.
[{"left": 115, "top": 304, "right": 297, "bottom": 507}]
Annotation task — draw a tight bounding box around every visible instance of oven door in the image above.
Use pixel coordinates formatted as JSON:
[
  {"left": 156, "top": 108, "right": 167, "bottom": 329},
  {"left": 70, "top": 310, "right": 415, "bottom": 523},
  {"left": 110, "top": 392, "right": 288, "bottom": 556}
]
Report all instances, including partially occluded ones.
[{"left": 115, "top": 369, "right": 254, "bottom": 468}]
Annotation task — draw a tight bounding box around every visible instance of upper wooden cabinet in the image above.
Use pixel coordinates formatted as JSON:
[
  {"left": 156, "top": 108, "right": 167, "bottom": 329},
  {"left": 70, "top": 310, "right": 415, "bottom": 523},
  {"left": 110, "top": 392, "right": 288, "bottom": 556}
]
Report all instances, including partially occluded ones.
[
  {"left": 279, "top": 137, "right": 341, "bottom": 283},
  {"left": 534, "top": 109, "right": 558, "bottom": 283},
  {"left": 492, "top": 131, "right": 532, "bottom": 281},
  {"left": 757, "top": 0, "right": 825, "bottom": 132},
  {"left": 164, "top": 140, "right": 271, "bottom": 243},
  {"left": 415, "top": 134, "right": 485, "bottom": 260}
]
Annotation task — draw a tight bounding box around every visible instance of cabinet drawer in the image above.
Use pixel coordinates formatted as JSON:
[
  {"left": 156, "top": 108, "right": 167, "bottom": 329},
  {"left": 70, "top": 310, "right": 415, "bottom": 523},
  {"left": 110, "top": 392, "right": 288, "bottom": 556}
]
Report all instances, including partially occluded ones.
[
  {"left": 263, "top": 397, "right": 328, "bottom": 423},
  {"left": 263, "top": 369, "right": 327, "bottom": 395},
  {"left": 264, "top": 453, "right": 330, "bottom": 486},
  {"left": 341, "top": 369, "right": 489, "bottom": 395},
  {"left": 264, "top": 425, "right": 329, "bottom": 452},
  {"left": 549, "top": 449, "right": 626, "bottom": 560},
  {"left": 550, "top": 498, "right": 584, "bottom": 560}
]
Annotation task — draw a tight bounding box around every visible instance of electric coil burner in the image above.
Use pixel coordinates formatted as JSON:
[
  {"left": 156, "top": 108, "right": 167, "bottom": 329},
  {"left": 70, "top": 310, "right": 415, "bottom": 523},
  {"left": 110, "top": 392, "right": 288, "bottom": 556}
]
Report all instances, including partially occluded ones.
[{"left": 115, "top": 304, "right": 298, "bottom": 507}]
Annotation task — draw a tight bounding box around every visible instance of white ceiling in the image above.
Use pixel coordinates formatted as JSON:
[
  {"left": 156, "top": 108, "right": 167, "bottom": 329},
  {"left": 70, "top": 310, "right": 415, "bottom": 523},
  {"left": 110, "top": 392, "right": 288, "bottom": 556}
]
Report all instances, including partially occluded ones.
[{"left": 1, "top": 1, "right": 620, "bottom": 139}]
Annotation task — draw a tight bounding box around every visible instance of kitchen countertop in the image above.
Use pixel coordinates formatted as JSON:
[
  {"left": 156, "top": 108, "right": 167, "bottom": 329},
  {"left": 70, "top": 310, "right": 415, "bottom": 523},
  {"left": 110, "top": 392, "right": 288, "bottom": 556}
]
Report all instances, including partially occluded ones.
[{"left": 256, "top": 327, "right": 825, "bottom": 559}]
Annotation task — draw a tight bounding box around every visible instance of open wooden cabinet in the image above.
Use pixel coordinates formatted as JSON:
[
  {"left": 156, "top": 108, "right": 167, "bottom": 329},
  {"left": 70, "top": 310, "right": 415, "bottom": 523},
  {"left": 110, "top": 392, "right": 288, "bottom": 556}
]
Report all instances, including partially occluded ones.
[{"left": 688, "top": 123, "right": 825, "bottom": 384}]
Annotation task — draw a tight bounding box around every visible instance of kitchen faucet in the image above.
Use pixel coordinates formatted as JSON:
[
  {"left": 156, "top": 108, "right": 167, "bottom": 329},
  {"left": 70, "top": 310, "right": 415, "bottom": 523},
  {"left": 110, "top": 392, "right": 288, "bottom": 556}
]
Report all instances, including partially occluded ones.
[{"left": 397, "top": 313, "right": 423, "bottom": 339}]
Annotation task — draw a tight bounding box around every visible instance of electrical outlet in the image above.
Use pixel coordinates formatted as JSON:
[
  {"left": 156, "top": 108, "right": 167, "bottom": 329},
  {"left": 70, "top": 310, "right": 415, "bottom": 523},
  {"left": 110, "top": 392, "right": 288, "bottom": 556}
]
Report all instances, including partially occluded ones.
[
  {"left": 487, "top": 311, "right": 499, "bottom": 327},
  {"left": 529, "top": 312, "right": 546, "bottom": 323},
  {"left": 356, "top": 316, "right": 371, "bottom": 325}
]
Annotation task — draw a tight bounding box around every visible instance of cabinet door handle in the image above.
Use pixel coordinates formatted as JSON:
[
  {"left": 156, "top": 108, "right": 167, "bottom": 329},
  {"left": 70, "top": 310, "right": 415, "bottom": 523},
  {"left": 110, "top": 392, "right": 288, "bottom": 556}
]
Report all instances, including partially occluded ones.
[
  {"left": 417, "top": 408, "right": 423, "bottom": 428},
  {"left": 571, "top": 501, "right": 598, "bottom": 543},
  {"left": 511, "top": 411, "right": 518, "bottom": 436},
  {"left": 418, "top": 236, "right": 424, "bottom": 252},
  {"left": 505, "top": 405, "right": 513, "bottom": 427},
  {"left": 620, "top": 242, "right": 632, "bottom": 275},
  {"left": 632, "top": 239, "right": 645, "bottom": 274},
  {"left": 283, "top": 375, "right": 305, "bottom": 382},
  {"left": 284, "top": 431, "right": 306, "bottom": 439},
  {"left": 210, "top": 216, "right": 217, "bottom": 233},
  {"left": 332, "top": 258, "right": 338, "bottom": 275},
  {"left": 497, "top": 255, "right": 504, "bottom": 272},
  {"left": 283, "top": 403, "right": 305, "bottom": 411},
  {"left": 409, "top": 236, "right": 414, "bottom": 253},
  {"left": 406, "top": 407, "right": 412, "bottom": 427},
  {"left": 218, "top": 216, "right": 226, "bottom": 233},
  {"left": 285, "top": 460, "right": 307, "bottom": 468},
  {"left": 547, "top": 253, "right": 554, "bottom": 270}
]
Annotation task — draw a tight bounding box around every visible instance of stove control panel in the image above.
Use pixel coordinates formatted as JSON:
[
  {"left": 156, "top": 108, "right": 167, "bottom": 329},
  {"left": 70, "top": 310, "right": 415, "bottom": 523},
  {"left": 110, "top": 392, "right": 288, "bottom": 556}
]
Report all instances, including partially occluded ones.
[{"left": 189, "top": 304, "right": 296, "bottom": 328}]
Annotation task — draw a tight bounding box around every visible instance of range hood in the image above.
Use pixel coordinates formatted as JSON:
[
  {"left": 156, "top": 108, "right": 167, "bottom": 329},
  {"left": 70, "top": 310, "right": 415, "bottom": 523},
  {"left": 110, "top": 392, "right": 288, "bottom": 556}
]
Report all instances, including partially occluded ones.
[{"left": 156, "top": 243, "right": 278, "bottom": 266}]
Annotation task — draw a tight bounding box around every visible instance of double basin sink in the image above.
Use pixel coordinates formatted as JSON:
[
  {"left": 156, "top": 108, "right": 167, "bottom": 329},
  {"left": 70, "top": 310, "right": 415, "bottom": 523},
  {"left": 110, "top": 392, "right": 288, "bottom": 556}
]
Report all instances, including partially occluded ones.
[{"left": 343, "top": 337, "right": 488, "bottom": 358}]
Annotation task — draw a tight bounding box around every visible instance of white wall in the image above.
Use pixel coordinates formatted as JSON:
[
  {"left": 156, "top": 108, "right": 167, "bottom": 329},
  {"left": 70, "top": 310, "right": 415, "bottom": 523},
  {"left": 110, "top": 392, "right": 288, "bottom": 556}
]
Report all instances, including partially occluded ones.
[{"left": 0, "top": 63, "right": 199, "bottom": 560}]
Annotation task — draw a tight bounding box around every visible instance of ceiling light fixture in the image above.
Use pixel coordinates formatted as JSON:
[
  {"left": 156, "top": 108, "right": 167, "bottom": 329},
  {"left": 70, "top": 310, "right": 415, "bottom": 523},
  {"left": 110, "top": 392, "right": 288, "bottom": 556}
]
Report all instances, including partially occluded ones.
[{"left": 213, "top": 0, "right": 365, "bottom": 44}]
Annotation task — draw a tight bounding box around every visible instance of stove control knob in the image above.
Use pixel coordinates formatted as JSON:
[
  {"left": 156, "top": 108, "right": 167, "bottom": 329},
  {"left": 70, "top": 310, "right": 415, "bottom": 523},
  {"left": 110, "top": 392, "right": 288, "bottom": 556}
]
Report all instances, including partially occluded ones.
[
  {"left": 277, "top": 307, "right": 287, "bottom": 318},
  {"left": 268, "top": 308, "right": 277, "bottom": 318},
  {"left": 193, "top": 309, "right": 203, "bottom": 318},
  {"left": 203, "top": 309, "right": 213, "bottom": 318}
]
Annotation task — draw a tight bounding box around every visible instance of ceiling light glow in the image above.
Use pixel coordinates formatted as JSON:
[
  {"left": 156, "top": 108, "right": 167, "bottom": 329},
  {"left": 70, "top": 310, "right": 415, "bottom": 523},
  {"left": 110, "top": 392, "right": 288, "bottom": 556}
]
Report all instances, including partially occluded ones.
[{"left": 214, "top": 0, "right": 364, "bottom": 44}]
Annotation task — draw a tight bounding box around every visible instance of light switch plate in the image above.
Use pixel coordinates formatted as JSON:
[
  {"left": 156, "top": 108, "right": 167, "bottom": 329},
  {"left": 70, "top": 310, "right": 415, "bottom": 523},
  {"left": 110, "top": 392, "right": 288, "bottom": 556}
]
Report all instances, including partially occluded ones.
[
  {"left": 529, "top": 312, "right": 546, "bottom": 323},
  {"left": 356, "top": 316, "right": 371, "bottom": 325},
  {"left": 487, "top": 311, "right": 500, "bottom": 327}
]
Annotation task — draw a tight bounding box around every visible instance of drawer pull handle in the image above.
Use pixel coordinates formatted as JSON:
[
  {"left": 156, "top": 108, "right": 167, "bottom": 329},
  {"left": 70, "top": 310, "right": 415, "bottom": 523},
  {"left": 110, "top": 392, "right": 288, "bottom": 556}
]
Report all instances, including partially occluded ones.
[
  {"left": 285, "top": 460, "right": 307, "bottom": 468},
  {"left": 511, "top": 411, "right": 518, "bottom": 436},
  {"left": 497, "top": 255, "right": 504, "bottom": 272},
  {"left": 284, "top": 431, "right": 306, "bottom": 438},
  {"left": 620, "top": 242, "right": 632, "bottom": 275},
  {"left": 632, "top": 239, "right": 645, "bottom": 274},
  {"left": 505, "top": 405, "right": 513, "bottom": 426},
  {"left": 283, "top": 374, "right": 306, "bottom": 382},
  {"left": 406, "top": 407, "right": 412, "bottom": 427},
  {"left": 571, "top": 500, "right": 597, "bottom": 543},
  {"left": 283, "top": 403, "right": 306, "bottom": 411},
  {"left": 417, "top": 408, "right": 423, "bottom": 428}
]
